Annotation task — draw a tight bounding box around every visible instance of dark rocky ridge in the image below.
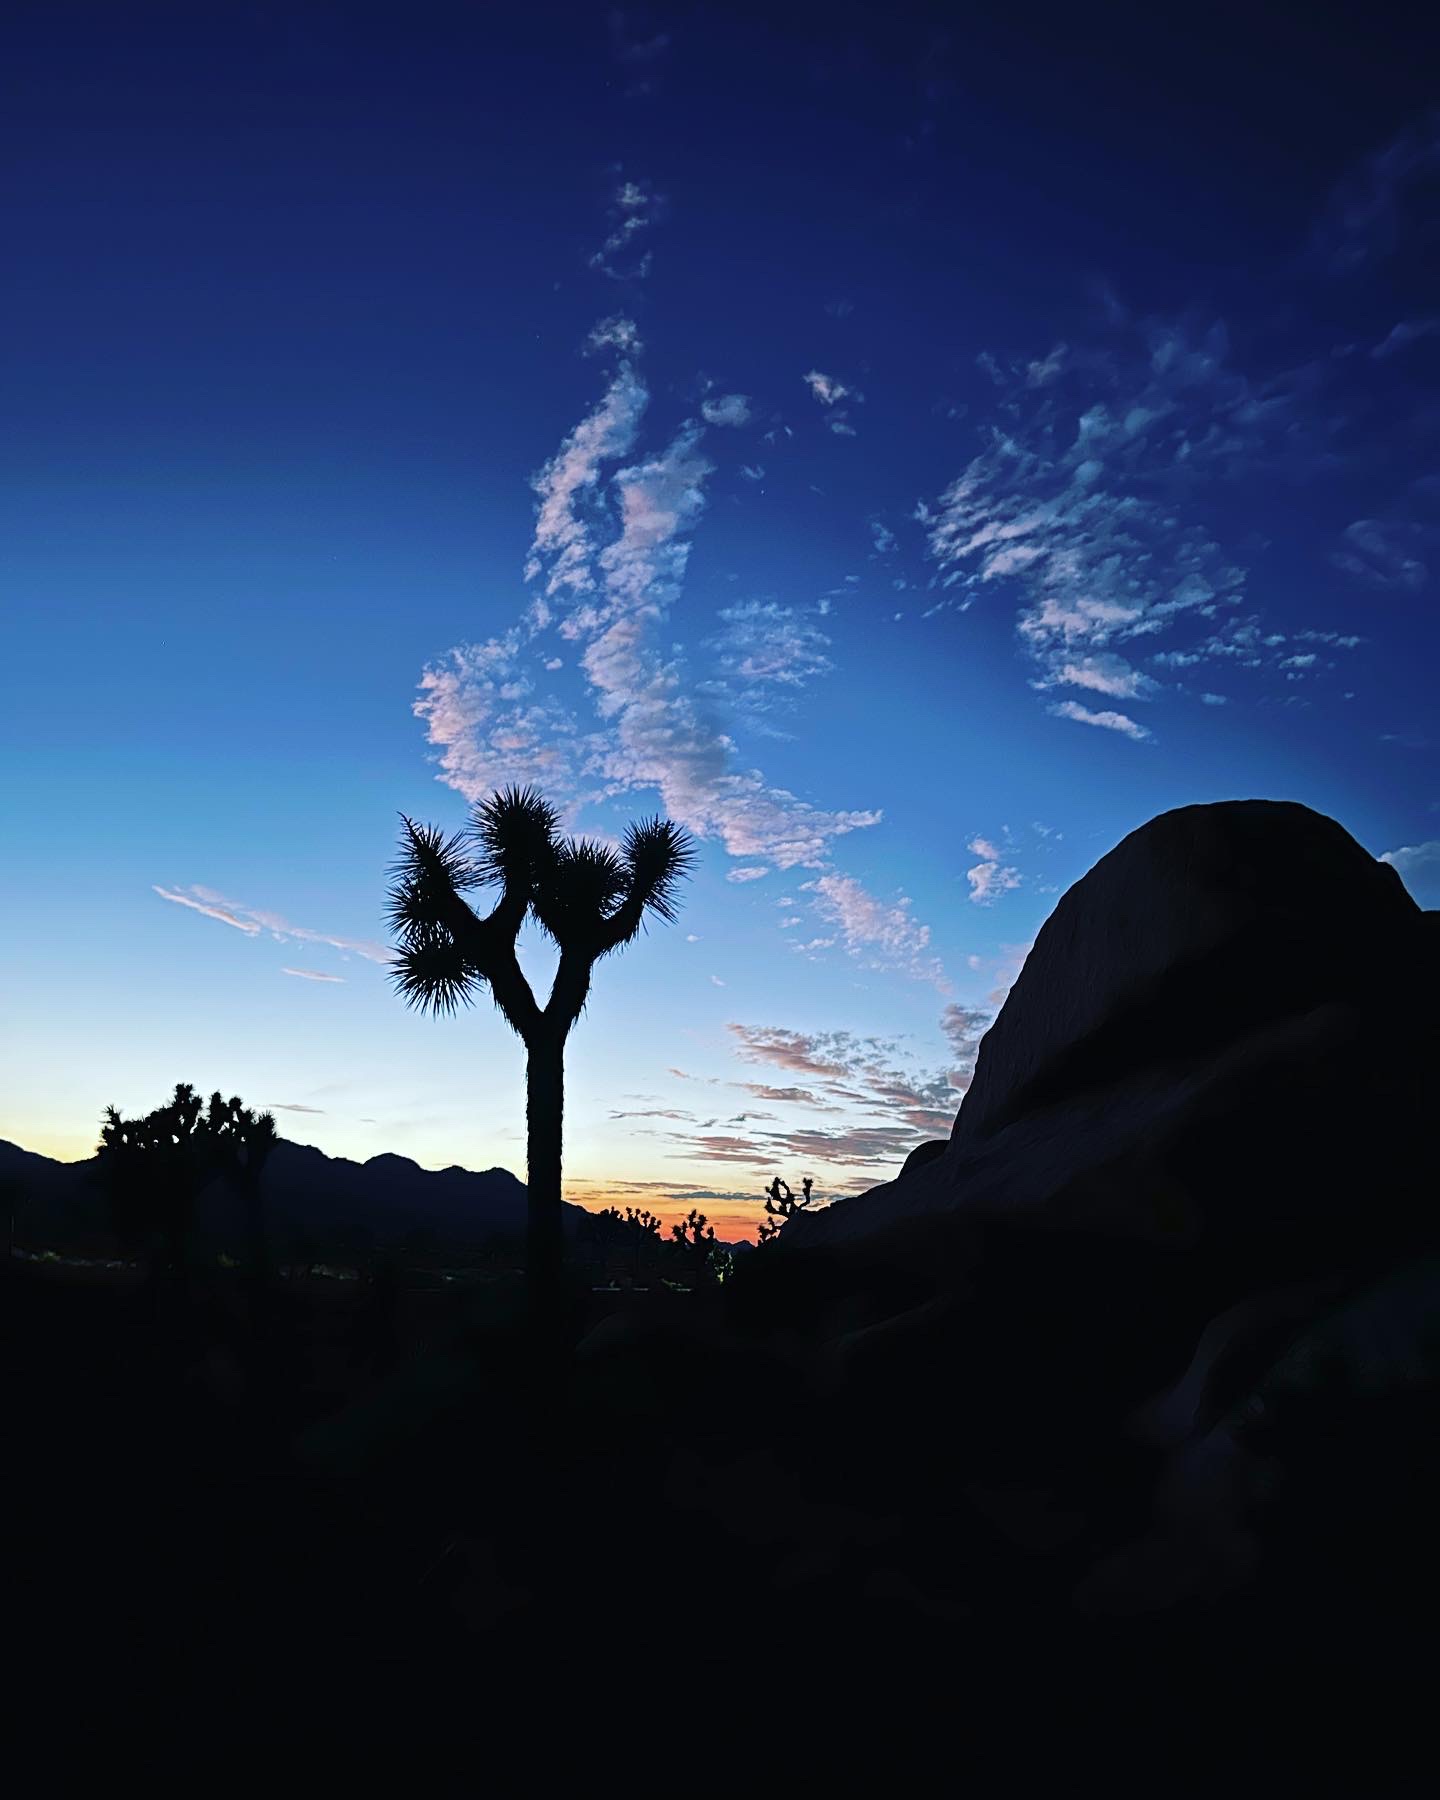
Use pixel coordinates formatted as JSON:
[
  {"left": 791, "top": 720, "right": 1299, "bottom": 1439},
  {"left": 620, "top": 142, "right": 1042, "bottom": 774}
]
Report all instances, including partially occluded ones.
[{"left": 0, "top": 1134, "right": 546, "bottom": 1249}]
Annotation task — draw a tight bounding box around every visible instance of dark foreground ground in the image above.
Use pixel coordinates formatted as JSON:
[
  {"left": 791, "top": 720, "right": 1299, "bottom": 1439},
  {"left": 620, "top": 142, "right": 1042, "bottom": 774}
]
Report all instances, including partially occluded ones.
[{"left": 5, "top": 1239, "right": 1434, "bottom": 1792}]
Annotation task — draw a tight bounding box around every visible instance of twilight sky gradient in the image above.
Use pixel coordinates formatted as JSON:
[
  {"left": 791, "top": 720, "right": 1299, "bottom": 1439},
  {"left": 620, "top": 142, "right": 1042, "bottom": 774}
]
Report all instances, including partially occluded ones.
[{"left": 2, "top": 2, "right": 1437, "bottom": 1238}]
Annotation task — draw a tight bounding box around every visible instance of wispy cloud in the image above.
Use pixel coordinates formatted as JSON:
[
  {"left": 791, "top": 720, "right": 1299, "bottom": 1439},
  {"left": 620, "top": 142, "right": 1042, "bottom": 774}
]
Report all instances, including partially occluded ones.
[
  {"left": 608, "top": 9, "right": 672, "bottom": 94},
  {"left": 919, "top": 314, "right": 1323, "bottom": 734},
  {"left": 608, "top": 1107, "right": 695, "bottom": 1122},
  {"left": 527, "top": 350, "right": 649, "bottom": 602},
  {"left": 153, "top": 886, "right": 260, "bottom": 934},
  {"left": 1025, "top": 342, "right": 1068, "bottom": 387},
  {"left": 803, "top": 369, "right": 849, "bottom": 406},
  {"left": 1379, "top": 840, "right": 1440, "bottom": 907},
  {"left": 700, "top": 392, "right": 751, "bottom": 427},
  {"left": 1331, "top": 518, "right": 1429, "bottom": 591},
  {"left": 590, "top": 179, "right": 659, "bottom": 280},
  {"left": 965, "top": 848, "right": 1023, "bottom": 904},
  {"left": 587, "top": 315, "right": 641, "bottom": 354},
  {"left": 801, "top": 873, "right": 947, "bottom": 988},
  {"left": 965, "top": 832, "right": 1032, "bottom": 907},
  {"left": 155, "top": 886, "right": 390, "bottom": 964},
  {"left": 706, "top": 600, "right": 833, "bottom": 700},
  {"left": 726, "top": 1025, "right": 862, "bottom": 1083},
  {"left": 282, "top": 967, "right": 345, "bottom": 983},
  {"left": 730, "top": 1026, "right": 962, "bottom": 1133},
  {"left": 940, "top": 1002, "right": 989, "bottom": 1090},
  {"left": 1036, "top": 652, "right": 1157, "bottom": 702},
  {"left": 735, "top": 1082, "right": 840, "bottom": 1108},
  {"left": 609, "top": 13, "right": 671, "bottom": 63},
  {"left": 1370, "top": 317, "right": 1440, "bottom": 360},
  {"left": 655, "top": 1018, "right": 984, "bottom": 1181},
  {"left": 1315, "top": 108, "right": 1440, "bottom": 272},
  {"left": 1046, "top": 700, "right": 1153, "bottom": 741},
  {"left": 1147, "top": 615, "right": 1363, "bottom": 688}
]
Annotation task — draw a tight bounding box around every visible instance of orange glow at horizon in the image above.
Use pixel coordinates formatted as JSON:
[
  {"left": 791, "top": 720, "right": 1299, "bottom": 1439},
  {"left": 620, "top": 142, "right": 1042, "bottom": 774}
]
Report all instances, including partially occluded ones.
[{"left": 564, "top": 1184, "right": 763, "bottom": 1244}]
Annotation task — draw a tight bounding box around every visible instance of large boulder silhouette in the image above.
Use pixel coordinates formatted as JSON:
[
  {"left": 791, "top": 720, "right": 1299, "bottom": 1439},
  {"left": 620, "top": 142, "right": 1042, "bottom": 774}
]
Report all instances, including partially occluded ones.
[
  {"left": 798, "top": 800, "right": 1435, "bottom": 1299},
  {"left": 740, "top": 800, "right": 1440, "bottom": 1646}
]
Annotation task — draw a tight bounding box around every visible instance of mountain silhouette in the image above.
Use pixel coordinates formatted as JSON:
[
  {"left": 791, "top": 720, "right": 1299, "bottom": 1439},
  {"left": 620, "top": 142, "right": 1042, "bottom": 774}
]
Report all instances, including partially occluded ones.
[{"left": 0, "top": 1134, "right": 586, "bottom": 1253}]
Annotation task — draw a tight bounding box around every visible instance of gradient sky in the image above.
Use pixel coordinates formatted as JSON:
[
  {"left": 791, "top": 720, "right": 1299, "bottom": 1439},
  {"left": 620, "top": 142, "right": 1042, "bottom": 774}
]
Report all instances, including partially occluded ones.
[{"left": 3, "top": 2, "right": 1437, "bottom": 1238}]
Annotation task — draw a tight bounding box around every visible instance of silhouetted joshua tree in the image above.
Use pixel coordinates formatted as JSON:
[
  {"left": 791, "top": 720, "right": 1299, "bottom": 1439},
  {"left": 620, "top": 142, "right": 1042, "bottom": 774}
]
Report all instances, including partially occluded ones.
[
  {"left": 757, "top": 1173, "right": 820, "bottom": 1246},
  {"left": 670, "top": 1207, "right": 723, "bottom": 1285},
  {"left": 387, "top": 785, "right": 694, "bottom": 1318},
  {"left": 207, "top": 1093, "right": 278, "bottom": 1323},
  {"left": 97, "top": 1084, "right": 276, "bottom": 1291},
  {"left": 588, "top": 1205, "right": 666, "bottom": 1280}
]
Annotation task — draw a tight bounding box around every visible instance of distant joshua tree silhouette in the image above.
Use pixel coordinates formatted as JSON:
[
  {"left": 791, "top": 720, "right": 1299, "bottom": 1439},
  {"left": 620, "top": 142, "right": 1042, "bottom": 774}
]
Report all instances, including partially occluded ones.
[
  {"left": 757, "top": 1174, "right": 820, "bottom": 1245},
  {"left": 588, "top": 1205, "right": 666, "bottom": 1281},
  {"left": 98, "top": 1083, "right": 277, "bottom": 1285},
  {"left": 387, "top": 785, "right": 694, "bottom": 1318},
  {"left": 213, "top": 1094, "right": 278, "bottom": 1322},
  {"left": 670, "top": 1206, "right": 726, "bottom": 1285}
]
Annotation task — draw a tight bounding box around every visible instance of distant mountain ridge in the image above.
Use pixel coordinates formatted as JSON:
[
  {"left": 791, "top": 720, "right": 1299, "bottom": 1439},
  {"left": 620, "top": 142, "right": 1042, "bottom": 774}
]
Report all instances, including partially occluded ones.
[{"left": 0, "top": 1134, "right": 588, "bottom": 1251}]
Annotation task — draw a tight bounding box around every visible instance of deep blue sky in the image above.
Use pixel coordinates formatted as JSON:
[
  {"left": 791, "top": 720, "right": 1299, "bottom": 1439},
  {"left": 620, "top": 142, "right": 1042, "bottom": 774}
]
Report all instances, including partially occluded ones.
[{"left": 2, "top": 2, "right": 1436, "bottom": 1233}]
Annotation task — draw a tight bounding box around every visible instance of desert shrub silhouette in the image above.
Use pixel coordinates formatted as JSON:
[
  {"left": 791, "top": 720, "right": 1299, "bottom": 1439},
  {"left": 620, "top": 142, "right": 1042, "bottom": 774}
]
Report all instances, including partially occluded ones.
[{"left": 387, "top": 784, "right": 693, "bottom": 1319}]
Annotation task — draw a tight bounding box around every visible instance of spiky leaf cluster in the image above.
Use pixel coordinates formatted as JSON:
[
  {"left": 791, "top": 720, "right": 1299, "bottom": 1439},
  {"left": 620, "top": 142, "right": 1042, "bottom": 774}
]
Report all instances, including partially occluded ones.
[{"left": 387, "top": 788, "right": 695, "bottom": 1030}]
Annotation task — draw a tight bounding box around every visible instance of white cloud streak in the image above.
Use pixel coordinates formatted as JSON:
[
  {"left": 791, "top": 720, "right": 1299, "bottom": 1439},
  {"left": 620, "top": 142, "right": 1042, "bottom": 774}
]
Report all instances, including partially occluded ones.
[
  {"left": 155, "top": 887, "right": 391, "bottom": 964},
  {"left": 1046, "top": 701, "right": 1153, "bottom": 740}
]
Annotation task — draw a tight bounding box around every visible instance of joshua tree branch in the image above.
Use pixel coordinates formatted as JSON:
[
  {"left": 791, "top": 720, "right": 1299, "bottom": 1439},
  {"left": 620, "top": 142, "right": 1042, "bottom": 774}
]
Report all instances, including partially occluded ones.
[
  {"left": 543, "top": 943, "right": 595, "bottom": 1039},
  {"left": 481, "top": 934, "right": 543, "bottom": 1043},
  {"left": 594, "top": 895, "right": 649, "bottom": 957}
]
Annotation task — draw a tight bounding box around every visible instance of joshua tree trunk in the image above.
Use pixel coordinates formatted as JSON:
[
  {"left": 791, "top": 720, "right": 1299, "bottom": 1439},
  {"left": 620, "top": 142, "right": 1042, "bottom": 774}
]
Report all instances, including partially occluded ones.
[{"left": 525, "top": 1030, "right": 566, "bottom": 1319}]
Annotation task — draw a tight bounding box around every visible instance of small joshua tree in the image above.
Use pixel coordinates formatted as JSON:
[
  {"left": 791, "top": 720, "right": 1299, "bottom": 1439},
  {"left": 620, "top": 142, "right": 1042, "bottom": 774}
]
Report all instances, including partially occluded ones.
[
  {"left": 387, "top": 785, "right": 694, "bottom": 1317},
  {"left": 670, "top": 1208, "right": 725, "bottom": 1286},
  {"left": 757, "top": 1174, "right": 820, "bottom": 1246}
]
